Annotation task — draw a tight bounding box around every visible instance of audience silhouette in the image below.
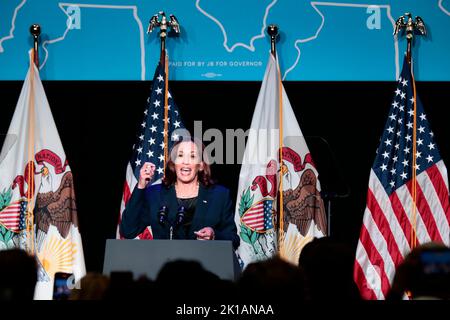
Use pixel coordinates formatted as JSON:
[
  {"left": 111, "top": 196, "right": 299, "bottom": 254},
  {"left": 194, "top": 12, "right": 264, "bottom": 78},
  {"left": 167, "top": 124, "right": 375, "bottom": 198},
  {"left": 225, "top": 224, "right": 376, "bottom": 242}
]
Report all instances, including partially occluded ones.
[
  {"left": 0, "top": 249, "right": 37, "bottom": 301},
  {"left": 387, "top": 242, "right": 450, "bottom": 300},
  {"left": 298, "top": 237, "right": 361, "bottom": 301},
  {"left": 1, "top": 239, "right": 448, "bottom": 303},
  {"left": 238, "top": 256, "right": 306, "bottom": 307}
]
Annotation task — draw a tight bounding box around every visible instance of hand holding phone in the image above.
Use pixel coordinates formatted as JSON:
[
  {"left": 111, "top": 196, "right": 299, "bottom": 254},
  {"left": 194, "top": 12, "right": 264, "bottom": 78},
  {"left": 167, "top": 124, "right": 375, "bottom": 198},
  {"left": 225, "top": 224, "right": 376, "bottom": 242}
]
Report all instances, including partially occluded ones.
[{"left": 53, "top": 272, "right": 74, "bottom": 300}]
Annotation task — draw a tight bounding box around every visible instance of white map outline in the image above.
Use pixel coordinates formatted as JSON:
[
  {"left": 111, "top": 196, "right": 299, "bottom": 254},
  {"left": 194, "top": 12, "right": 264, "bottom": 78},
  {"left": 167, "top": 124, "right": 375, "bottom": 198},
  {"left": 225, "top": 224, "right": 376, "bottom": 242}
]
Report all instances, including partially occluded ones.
[
  {"left": 40, "top": 3, "right": 146, "bottom": 80},
  {"left": 0, "top": 1, "right": 445, "bottom": 80},
  {"left": 195, "top": 0, "right": 278, "bottom": 52},
  {"left": 282, "top": 2, "right": 399, "bottom": 80},
  {"left": 439, "top": 0, "right": 450, "bottom": 16},
  {"left": 0, "top": 0, "right": 27, "bottom": 53},
  {"left": 196, "top": 0, "right": 399, "bottom": 80}
]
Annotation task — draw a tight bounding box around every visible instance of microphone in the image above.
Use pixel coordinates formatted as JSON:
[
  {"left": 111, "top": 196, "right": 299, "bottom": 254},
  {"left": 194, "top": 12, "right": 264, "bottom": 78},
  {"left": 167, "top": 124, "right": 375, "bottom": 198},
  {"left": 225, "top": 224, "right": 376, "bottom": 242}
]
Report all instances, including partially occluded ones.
[
  {"left": 158, "top": 205, "right": 168, "bottom": 225},
  {"left": 175, "top": 206, "right": 186, "bottom": 226}
]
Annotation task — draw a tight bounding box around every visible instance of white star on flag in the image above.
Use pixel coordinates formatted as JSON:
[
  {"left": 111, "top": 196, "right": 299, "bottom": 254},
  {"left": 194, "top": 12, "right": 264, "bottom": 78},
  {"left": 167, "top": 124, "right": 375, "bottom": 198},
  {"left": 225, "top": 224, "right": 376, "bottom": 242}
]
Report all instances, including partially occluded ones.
[{"left": 118, "top": 60, "right": 185, "bottom": 242}]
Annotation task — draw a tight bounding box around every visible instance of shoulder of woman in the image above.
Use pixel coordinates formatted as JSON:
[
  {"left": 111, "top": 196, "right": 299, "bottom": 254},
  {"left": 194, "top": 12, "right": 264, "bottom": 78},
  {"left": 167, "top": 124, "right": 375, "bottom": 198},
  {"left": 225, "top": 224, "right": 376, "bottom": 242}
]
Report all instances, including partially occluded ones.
[{"left": 207, "top": 184, "right": 230, "bottom": 195}]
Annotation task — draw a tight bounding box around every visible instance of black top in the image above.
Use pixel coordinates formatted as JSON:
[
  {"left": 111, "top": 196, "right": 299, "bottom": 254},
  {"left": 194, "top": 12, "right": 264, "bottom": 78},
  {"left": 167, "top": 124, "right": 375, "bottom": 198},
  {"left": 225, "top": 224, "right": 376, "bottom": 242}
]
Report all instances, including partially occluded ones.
[{"left": 176, "top": 196, "right": 197, "bottom": 235}]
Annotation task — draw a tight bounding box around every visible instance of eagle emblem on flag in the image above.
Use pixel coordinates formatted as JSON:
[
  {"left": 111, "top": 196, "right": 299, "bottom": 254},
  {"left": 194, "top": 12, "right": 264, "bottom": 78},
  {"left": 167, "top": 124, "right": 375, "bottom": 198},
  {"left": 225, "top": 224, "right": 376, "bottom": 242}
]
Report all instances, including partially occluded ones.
[{"left": 279, "top": 147, "right": 327, "bottom": 237}]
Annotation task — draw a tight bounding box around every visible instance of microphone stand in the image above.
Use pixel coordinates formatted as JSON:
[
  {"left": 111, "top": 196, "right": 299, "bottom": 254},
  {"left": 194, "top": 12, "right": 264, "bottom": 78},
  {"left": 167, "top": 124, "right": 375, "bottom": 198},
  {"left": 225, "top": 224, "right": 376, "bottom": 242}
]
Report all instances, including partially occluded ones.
[{"left": 159, "top": 205, "right": 186, "bottom": 240}]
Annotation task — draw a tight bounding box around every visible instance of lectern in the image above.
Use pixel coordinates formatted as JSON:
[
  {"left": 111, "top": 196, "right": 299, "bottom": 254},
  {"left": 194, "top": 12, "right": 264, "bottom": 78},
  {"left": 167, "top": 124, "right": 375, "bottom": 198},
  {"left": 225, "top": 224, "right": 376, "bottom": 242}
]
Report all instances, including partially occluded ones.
[{"left": 103, "top": 239, "right": 240, "bottom": 281}]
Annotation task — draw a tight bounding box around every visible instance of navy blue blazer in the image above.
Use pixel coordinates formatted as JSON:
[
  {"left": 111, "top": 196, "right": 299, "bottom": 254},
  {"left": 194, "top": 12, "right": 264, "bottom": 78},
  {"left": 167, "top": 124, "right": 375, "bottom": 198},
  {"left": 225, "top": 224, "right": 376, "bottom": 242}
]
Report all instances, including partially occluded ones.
[{"left": 120, "top": 183, "right": 240, "bottom": 249}]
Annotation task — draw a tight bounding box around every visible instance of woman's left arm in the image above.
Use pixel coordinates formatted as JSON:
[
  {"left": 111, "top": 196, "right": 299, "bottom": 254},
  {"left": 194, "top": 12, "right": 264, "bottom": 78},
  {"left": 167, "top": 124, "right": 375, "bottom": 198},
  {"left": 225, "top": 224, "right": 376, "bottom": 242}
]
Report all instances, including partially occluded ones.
[{"left": 214, "top": 189, "right": 240, "bottom": 249}]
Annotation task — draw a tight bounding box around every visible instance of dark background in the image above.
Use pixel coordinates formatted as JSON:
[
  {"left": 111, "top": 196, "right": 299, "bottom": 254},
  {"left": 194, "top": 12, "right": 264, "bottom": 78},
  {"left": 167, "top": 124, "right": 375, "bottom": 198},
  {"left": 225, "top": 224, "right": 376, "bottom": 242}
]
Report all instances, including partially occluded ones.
[{"left": 1, "top": 80, "right": 449, "bottom": 272}]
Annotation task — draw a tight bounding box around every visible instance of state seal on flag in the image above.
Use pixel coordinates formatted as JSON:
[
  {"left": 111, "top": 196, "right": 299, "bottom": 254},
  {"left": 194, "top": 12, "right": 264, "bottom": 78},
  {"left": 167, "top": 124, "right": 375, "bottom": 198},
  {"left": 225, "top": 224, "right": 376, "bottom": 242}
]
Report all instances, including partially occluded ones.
[{"left": 240, "top": 198, "right": 275, "bottom": 233}]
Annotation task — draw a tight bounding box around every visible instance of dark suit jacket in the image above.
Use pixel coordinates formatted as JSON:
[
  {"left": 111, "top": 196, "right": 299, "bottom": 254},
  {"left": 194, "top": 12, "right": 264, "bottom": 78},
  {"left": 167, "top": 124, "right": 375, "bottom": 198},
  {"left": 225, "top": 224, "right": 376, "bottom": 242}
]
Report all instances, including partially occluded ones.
[{"left": 120, "top": 183, "right": 240, "bottom": 249}]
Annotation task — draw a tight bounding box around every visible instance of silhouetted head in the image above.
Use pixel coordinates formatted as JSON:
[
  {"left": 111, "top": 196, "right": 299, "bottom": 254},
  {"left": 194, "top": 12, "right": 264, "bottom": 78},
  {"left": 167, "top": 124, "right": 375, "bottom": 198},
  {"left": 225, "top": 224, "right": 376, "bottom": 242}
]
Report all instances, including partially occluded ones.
[
  {"left": 238, "top": 257, "right": 306, "bottom": 303},
  {"left": 299, "top": 237, "right": 361, "bottom": 300},
  {"left": 0, "top": 249, "right": 37, "bottom": 301},
  {"left": 387, "top": 242, "right": 450, "bottom": 300},
  {"left": 155, "top": 260, "right": 223, "bottom": 301}
]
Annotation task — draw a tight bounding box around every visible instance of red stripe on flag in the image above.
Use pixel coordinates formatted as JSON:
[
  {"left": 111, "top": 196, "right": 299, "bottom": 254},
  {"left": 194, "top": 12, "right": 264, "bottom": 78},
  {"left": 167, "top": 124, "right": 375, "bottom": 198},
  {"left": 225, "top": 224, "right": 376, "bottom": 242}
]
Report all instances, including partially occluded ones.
[
  {"left": 2, "top": 208, "right": 20, "bottom": 212},
  {"left": 242, "top": 217, "right": 264, "bottom": 223},
  {"left": 139, "top": 227, "right": 153, "bottom": 240},
  {"left": 242, "top": 203, "right": 265, "bottom": 229},
  {"left": 119, "top": 180, "right": 153, "bottom": 240},
  {"left": 123, "top": 181, "right": 132, "bottom": 205},
  {"left": 367, "top": 189, "right": 404, "bottom": 267},
  {"left": 359, "top": 224, "right": 391, "bottom": 297},
  {"left": 0, "top": 222, "right": 19, "bottom": 231},
  {"left": 242, "top": 223, "right": 264, "bottom": 229},
  {"left": 1, "top": 204, "right": 21, "bottom": 211},
  {"left": 117, "top": 181, "right": 132, "bottom": 239},
  {"left": 406, "top": 179, "right": 443, "bottom": 242},
  {"left": 247, "top": 207, "right": 263, "bottom": 213},
  {"left": 0, "top": 204, "right": 21, "bottom": 231},
  {"left": 426, "top": 165, "right": 450, "bottom": 225},
  {"left": 353, "top": 260, "right": 378, "bottom": 300},
  {"left": 1, "top": 218, "right": 19, "bottom": 223},
  {"left": 389, "top": 192, "right": 418, "bottom": 248},
  {"left": 242, "top": 212, "right": 263, "bottom": 218},
  {"left": 242, "top": 216, "right": 264, "bottom": 221},
  {"left": 242, "top": 221, "right": 264, "bottom": 228}
]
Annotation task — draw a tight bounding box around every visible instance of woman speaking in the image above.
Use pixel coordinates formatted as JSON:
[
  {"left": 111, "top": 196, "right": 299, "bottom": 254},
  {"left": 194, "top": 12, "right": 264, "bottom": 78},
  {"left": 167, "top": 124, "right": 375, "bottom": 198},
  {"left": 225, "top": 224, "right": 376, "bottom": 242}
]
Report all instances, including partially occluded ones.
[{"left": 120, "top": 138, "right": 239, "bottom": 249}]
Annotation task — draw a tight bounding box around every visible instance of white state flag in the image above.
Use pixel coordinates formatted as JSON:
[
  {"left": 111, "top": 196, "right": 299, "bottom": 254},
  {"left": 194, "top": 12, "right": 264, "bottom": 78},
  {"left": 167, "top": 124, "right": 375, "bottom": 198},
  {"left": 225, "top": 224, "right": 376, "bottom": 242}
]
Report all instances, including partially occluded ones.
[
  {"left": 0, "top": 54, "right": 86, "bottom": 299},
  {"left": 234, "top": 53, "right": 327, "bottom": 268}
]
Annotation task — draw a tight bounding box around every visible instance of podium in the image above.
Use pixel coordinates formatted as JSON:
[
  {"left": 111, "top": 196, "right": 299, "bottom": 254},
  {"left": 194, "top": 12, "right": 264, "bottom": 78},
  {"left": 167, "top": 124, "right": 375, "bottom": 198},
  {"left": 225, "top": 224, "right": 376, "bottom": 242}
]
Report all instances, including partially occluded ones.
[{"left": 103, "top": 239, "right": 240, "bottom": 281}]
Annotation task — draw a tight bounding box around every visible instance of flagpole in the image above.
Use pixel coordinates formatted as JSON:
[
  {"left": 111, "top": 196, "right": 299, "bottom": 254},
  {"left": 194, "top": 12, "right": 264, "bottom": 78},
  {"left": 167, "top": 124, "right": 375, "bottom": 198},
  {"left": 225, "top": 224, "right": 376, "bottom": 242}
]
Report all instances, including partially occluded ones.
[
  {"left": 148, "top": 12, "right": 180, "bottom": 175},
  {"left": 30, "top": 24, "right": 40, "bottom": 68},
  {"left": 26, "top": 25, "right": 40, "bottom": 254},
  {"left": 267, "top": 25, "right": 285, "bottom": 252},
  {"left": 268, "top": 25, "right": 278, "bottom": 57},
  {"left": 393, "top": 13, "right": 426, "bottom": 250},
  {"left": 163, "top": 54, "right": 169, "bottom": 173}
]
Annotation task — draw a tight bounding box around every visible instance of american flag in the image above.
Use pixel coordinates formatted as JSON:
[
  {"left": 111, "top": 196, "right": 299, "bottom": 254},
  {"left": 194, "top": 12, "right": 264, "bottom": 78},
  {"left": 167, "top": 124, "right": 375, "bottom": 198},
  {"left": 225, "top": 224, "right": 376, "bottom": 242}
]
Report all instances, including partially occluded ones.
[
  {"left": 116, "top": 61, "right": 185, "bottom": 239},
  {"left": 241, "top": 199, "right": 274, "bottom": 232},
  {"left": 354, "top": 57, "right": 450, "bottom": 300},
  {"left": 0, "top": 200, "right": 26, "bottom": 232}
]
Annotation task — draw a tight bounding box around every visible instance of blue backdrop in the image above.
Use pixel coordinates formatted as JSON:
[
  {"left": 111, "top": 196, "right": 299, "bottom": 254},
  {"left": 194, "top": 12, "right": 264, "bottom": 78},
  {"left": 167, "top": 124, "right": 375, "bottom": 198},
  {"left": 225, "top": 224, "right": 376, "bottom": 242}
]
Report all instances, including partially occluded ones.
[{"left": 0, "top": 0, "right": 449, "bottom": 80}]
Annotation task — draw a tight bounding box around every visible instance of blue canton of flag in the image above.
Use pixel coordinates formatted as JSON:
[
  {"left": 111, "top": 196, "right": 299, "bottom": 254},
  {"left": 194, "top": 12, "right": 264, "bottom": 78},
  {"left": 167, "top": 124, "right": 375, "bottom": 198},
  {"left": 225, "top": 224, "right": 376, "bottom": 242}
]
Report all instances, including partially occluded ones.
[
  {"left": 372, "top": 57, "right": 441, "bottom": 195},
  {"left": 263, "top": 200, "right": 274, "bottom": 230},
  {"left": 130, "top": 63, "right": 185, "bottom": 183},
  {"left": 18, "top": 200, "right": 27, "bottom": 231}
]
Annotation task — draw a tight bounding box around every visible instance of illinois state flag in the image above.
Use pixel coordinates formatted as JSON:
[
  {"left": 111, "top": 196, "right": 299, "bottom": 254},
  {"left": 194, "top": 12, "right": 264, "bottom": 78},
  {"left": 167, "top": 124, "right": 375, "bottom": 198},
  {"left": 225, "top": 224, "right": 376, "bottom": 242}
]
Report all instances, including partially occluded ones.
[
  {"left": 354, "top": 57, "right": 450, "bottom": 299},
  {"left": 235, "top": 53, "right": 327, "bottom": 268},
  {"left": 116, "top": 59, "right": 185, "bottom": 239},
  {"left": 0, "top": 54, "right": 86, "bottom": 299}
]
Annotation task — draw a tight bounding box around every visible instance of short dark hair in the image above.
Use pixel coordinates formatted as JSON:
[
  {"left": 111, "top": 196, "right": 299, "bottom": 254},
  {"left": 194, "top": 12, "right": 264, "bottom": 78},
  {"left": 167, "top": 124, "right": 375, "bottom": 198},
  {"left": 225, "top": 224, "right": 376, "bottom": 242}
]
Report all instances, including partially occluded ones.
[{"left": 0, "top": 249, "right": 37, "bottom": 301}]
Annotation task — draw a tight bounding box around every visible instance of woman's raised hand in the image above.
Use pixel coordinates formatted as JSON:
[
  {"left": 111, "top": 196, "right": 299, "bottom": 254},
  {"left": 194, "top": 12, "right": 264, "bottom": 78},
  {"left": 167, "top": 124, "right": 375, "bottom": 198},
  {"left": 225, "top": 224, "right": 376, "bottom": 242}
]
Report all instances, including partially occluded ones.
[{"left": 138, "top": 162, "right": 156, "bottom": 189}]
